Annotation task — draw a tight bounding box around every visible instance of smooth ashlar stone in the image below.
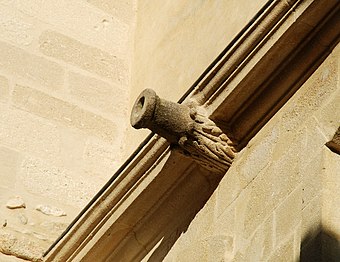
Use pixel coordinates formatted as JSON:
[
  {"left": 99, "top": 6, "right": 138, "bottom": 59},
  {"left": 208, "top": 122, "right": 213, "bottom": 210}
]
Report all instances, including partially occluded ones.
[
  {"left": 35, "top": 205, "right": 66, "bottom": 217},
  {"left": 32, "top": 232, "right": 48, "bottom": 241},
  {"left": 40, "top": 221, "right": 68, "bottom": 234},
  {"left": 6, "top": 196, "right": 26, "bottom": 209}
]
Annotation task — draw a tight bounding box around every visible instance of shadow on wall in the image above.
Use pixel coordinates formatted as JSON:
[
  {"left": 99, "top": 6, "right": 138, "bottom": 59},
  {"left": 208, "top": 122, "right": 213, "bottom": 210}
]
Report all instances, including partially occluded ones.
[
  {"left": 130, "top": 152, "right": 340, "bottom": 262},
  {"left": 300, "top": 228, "right": 340, "bottom": 262},
  {"left": 139, "top": 154, "right": 223, "bottom": 262},
  {"left": 105, "top": 135, "right": 340, "bottom": 261},
  {"left": 106, "top": 150, "right": 224, "bottom": 261}
]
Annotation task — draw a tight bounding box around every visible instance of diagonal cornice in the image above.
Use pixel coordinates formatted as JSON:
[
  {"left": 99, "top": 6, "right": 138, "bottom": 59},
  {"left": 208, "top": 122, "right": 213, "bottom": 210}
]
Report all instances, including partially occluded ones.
[
  {"left": 189, "top": 0, "right": 339, "bottom": 149},
  {"left": 44, "top": 0, "right": 340, "bottom": 261}
]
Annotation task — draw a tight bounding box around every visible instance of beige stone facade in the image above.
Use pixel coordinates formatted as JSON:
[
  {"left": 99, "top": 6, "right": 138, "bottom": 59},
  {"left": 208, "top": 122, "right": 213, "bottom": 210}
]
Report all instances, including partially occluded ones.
[
  {"left": 127, "top": 0, "right": 268, "bottom": 152},
  {"left": 161, "top": 45, "right": 340, "bottom": 261},
  {"left": 0, "top": 0, "right": 339, "bottom": 261},
  {"left": 0, "top": 0, "right": 136, "bottom": 260}
]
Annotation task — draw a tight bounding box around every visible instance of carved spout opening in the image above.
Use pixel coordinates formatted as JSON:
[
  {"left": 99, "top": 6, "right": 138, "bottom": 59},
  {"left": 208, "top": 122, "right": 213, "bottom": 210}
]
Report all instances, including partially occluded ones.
[
  {"left": 130, "top": 88, "right": 158, "bottom": 130},
  {"left": 130, "top": 89, "right": 194, "bottom": 143},
  {"left": 136, "top": 96, "right": 144, "bottom": 113}
]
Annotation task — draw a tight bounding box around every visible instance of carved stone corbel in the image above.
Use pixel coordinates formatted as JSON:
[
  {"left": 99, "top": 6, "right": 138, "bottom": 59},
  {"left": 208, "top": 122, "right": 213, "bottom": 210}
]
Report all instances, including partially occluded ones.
[{"left": 130, "top": 89, "right": 236, "bottom": 173}]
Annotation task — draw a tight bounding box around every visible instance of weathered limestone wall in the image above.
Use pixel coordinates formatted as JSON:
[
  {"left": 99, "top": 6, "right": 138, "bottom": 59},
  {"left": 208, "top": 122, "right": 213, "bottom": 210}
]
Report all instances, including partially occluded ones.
[
  {"left": 0, "top": 1, "right": 136, "bottom": 261},
  {"left": 161, "top": 44, "right": 340, "bottom": 261},
  {"left": 128, "top": 0, "right": 268, "bottom": 152}
]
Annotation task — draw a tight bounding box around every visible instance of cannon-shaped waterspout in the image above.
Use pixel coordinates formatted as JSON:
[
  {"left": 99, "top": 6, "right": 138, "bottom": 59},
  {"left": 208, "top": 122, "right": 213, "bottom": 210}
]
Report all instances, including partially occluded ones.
[
  {"left": 130, "top": 89, "right": 194, "bottom": 144},
  {"left": 130, "top": 89, "right": 236, "bottom": 173}
]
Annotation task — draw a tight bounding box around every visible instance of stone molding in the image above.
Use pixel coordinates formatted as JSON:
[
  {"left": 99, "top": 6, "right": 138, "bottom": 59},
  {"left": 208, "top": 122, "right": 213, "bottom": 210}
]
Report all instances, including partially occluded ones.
[
  {"left": 191, "top": 0, "right": 340, "bottom": 149},
  {"left": 44, "top": 0, "right": 340, "bottom": 261}
]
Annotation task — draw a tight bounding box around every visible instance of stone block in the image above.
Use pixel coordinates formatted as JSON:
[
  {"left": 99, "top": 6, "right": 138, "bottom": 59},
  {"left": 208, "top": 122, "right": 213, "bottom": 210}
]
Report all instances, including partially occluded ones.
[
  {"left": 314, "top": 89, "right": 340, "bottom": 139},
  {"left": 132, "top": 0, "right": 268, "bottom": 104},
  {"left": 215, "top": 122, "right": 280, "bottom": 221},
  {"left": 267, "top": 235, "right": 295, "bottom": 262},
  {"left": 0, "top": 41, "right": 64, "bottom": 90},
  {"left": 0, "top": 7, "right": 35, "bottom": 46},
  {"left": 87, "top": 0, "right": 134, "bottom": 23},
  {"left": 301, "top": 195, "right": 322, "bottom": 247},
  {"left": 15, "top": 0, "right": 130, "bottom": 56},
  {"left": 57, "top": 127, "right": 86, "bottom": 173},
  {"left": 0, "top": 75, "right": 9, "bottom": 103},
  {"left": 322, "top": 149, "right": 340, "bottom": 238},
  {"left": 38, "top": 221, "right": 69, "bottom": 241},
  {"left": 0, "top": 104, "right": 60, "bottom": 164},
  {"left": 274, "top": 186, "right": 302, "bottom": 246},
  {"left": 12, "top": 85, "right": 119, "bottom": 143},
  {"left": 19, "top": 157, "right": 99, "bottom": 209},
  {"left": 234, "top": 188, "right": 252, "bottom": 242},
  {"left": 280, "top": 43, "right": 338, "bottom": 133},
  {"left": 206, "top": 235, "right": 234, "bottom": 261},
  {"left": 215, "top": 158, "right": 242, "bottom": 217},
  {"left": 269, "top": 138, "right": 302, "bottom": 201},
  {"left": 300, "top": 122, "right": 330, "bottom": 169},
  {"left": 272, "top": 119, "right": 305, "bottom": 163},
  {"left": 232, "top": 215, "right": 273, "bottom": 262},
  {"left": 39, "top": 31, "right": 127, "bottom": 83},
  {"left": 301, "top": 153, "right": 323, "bottom": 208},
  {"left": 238, "top": 125, "right": 279, "bottom": 188},
  {"left": 68, "top": 72, "right": 129, "bottom": 117},
  {"left": 0, "top": 0, "right": 14, "bottom": 6},
  {"left": 240, "top": 140, "right": 301, "bottom": 238},
  {"left": 192, "top": 192, "right": 217, "bottom": 235},
  {"left": 293, "top": 225, "right": 302, "bottom": 261},
  {"left": 83, "top": 138, "right": 123, "bottom": 183},
  {"left": 213, "top": 202, "right": 235, "bottom": 239},
  {"left": 238, "top": 177, "right": 275, "bottom": 238},
  {"left": 0, "top": 252, "right": 28, "bottom": 261},
  {"left": 202, "top": 201, "right": 235, "bottom": 260},
  {"left": 254, "top": 215, "right": 274, "bottom": 260},
  {"left": 173, "top": 193, "right": 217, "bottom": 252},
  {"left": 0, "top": 146, "right": 21, "bottom": 190},
  {"left": 175, "top": 241, "right": 208, "bottom": 262}
]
